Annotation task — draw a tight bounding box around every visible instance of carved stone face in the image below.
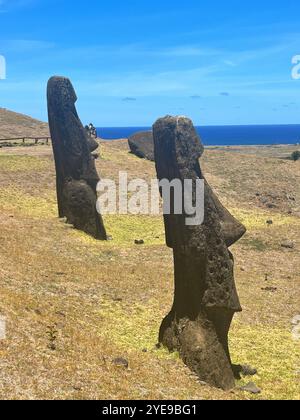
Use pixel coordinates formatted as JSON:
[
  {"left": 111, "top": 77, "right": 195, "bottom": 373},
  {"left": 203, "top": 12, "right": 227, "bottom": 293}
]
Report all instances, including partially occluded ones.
[
  {"left": 153, "top": 116, "right": 204, "bottom": 181},
  {"left": 153, "top": 115, "right": 245, "bottom": 312},
  {"left": 153, "top": 115, "right": 246, "bottom": 249},
  {"left": 47, "top": 76, "right": 78, "bottom": 115},
  {"left": 47, "top": 76, "right": 99, "bottom": 186}
]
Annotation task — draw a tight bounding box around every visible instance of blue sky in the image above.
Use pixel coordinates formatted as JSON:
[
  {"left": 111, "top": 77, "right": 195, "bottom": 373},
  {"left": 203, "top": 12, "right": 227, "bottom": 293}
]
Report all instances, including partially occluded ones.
[{"left": 0, "top": 0, "right": 299, "bottom": 126}]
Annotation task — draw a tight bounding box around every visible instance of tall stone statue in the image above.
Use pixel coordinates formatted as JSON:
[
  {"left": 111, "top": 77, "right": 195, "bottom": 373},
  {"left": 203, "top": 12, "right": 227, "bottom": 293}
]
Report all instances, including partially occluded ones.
[
  {"left": 47, "top": 76, "right": 107, "bottom": 240},
  {"left": 153, "top": 116, "right": 246, "bottom": 390}
]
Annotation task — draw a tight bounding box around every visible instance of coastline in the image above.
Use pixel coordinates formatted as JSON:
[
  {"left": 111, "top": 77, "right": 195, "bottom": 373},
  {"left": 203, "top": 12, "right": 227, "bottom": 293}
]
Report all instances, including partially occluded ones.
[
  {"left": 97, "top": 124, "right": 300, "bottom": 146},
  {"left": 100, "top": 137, "right": 300, "bottom": 148}
]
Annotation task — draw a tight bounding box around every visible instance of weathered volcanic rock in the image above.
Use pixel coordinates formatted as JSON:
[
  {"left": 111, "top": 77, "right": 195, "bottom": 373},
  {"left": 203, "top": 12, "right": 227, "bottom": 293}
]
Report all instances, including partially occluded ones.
[
  {"left": 281, "top": 240, "right": 295, "bottom": 249},
  {"left": 153, "top": 115, "right": 246, "bottom": 390},
  {"left": 112, "top": 357, "right": 129, "bottom": 369},
  {"left": 128, "top": 131, "right": 155, "bottom": 161},
  {"left": 47, "top": 76, "right": 107, "bottom": 240},
  {"left": 240, "top": 382, "right": 261, "bottom": 395}
]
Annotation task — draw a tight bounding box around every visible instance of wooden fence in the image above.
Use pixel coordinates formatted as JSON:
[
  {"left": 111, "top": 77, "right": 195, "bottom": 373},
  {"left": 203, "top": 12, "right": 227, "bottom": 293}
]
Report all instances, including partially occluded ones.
[{"left": 0, "top": 136, "right": 51, "bottom": 145}]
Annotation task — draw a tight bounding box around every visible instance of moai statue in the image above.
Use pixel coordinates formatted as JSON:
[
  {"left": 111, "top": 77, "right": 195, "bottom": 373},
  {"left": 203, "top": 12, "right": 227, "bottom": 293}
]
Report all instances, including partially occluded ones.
[
  {"left": 153, "top": 116, "right": 246, "bottom": 390},
  {"left": 47, "top": 76, "right": 107, "bottom": 240}
]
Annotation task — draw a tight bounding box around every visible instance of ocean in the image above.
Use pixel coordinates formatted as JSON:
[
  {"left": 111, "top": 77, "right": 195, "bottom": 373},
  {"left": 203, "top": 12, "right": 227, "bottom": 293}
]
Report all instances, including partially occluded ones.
[{"left": 97, "top": 124, "right": 300, "bottom": 146}]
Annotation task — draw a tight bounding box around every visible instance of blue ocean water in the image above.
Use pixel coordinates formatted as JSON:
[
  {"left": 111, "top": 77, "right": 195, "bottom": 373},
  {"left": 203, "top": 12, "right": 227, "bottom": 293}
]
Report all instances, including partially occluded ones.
[{"left": 97, "top": 125, "right": 300, "bottom": 146}]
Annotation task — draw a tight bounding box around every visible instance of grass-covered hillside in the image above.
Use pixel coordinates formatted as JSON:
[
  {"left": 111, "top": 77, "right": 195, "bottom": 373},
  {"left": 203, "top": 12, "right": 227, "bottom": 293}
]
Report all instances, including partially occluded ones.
[
  {"left": 0, "top": 140, "right": 299, "bottom": 400},
  {"left": 0, "top": 108, "right": 49, "bottom": 139}
]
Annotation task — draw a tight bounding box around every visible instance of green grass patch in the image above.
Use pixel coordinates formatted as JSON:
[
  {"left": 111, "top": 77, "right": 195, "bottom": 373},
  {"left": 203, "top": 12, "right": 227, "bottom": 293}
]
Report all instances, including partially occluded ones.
[
  {"left": 72, "top": 214, "right": 165, "bottom": 247},
  {"left": 0, "top": 186, "right": 57, "bottom": 218},
  {"left": 92, "top": 298, "right": 300, "bottom": 400},
  {"left": 95, "top": 298, "right": 179, "bottom": 360},
  {"left": 101, "top": 147, "right": 138, "bottom": 164},
  {"left": 231, "top": 322, "right": 300, "bottom": 400},
  {"left": 230, "top": 207, "right": 300, "bottom": 230},
  {"left": 104, "top": 214, "right": 164, "bottom": 246},
  {"left": 0, "top": 154, "right": 50, "bottom": 172},
  {"left": 240, "top": 237, "right": 268, "bottom": 252}
]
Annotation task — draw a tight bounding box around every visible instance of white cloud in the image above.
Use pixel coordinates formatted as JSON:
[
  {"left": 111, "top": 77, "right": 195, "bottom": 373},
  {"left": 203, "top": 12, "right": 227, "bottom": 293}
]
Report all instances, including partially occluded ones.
[
  {"left": 155, "top": 46, "right": 220, "bottom": 57},
  {"left": 0, "top": 39, "right": 55, "bottom": 53},
  {"left": 45, "top": 43, "right": 221, "bottom": 61},
  {"left": 0, "top": 54, "right": 6, "bottom": 79},
  {"left": 79, "top": 65, "right": 219, "bottom": 97}
]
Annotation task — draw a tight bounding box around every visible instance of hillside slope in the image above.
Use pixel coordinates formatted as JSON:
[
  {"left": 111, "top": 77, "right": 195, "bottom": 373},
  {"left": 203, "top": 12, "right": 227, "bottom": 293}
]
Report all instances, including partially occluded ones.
[
  {"left": 0, "top": 140, "right": 299, "bottom": 400},
  {"left": 0, "top": 108, "right": 49, "bottom": 138}
]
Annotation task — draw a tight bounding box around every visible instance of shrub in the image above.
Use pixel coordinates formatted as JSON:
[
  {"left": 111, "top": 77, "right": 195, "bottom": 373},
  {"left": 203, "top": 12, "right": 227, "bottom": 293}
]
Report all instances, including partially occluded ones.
[{"left": 291, "top": 150, "right": 300, "bottom": 161}]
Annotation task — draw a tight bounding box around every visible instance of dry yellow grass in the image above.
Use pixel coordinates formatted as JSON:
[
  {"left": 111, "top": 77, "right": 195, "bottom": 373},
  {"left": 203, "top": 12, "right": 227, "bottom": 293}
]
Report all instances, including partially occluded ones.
[
  {"left": 0, "top": 141, "right": 299, "bottom": 400},
  {"left": 0, "top": 108, "right": 49, "bottom": 138}
]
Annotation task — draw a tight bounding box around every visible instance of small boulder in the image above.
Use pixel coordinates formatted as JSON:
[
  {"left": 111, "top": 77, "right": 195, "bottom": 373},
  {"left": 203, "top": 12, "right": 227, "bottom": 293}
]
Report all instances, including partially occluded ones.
[
  {"left": 232, "top": 364, "right": 257, "bottom": 379},
  {"left": 112, "top": 357, "right": 129, "bottom": 369},
  {"left": 135, "top": 239, "right": 145, "bottom": 245},
  {"left": 240, "top": 382, "right": 261, "bottom": 395},
  {"left": 73, "top": 384, "right": 83, "bottom": 391},
  {"left": 281, "top": 240, "right": 295, "bottom": 250},
  {"left": 240, "top": 365, "right": 258, "bottom": 377},
  {"left": 261, "top": 287, "right": 277, "bottom": 292},
  {"left": 34, "top": 309, "right": 42, "bottom": 316},
  {"left": 292, "top": 315, "right": 300, "bottom": 326}
]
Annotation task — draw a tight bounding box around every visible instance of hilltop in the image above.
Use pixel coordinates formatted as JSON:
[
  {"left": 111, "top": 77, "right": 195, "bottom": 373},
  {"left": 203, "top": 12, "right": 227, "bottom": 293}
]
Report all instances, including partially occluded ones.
[{"left": 0, "top": 108, "right": 49, "bottom": 139}]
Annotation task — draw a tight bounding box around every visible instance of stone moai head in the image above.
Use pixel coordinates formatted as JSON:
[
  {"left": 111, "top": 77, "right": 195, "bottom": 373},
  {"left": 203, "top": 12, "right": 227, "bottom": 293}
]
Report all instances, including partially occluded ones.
[
  {"left": 153, "top": 115, "right": 246, "bottom": 253},
  {"left": 47, "top": 76, "right": 107, "bottom": 240}
]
